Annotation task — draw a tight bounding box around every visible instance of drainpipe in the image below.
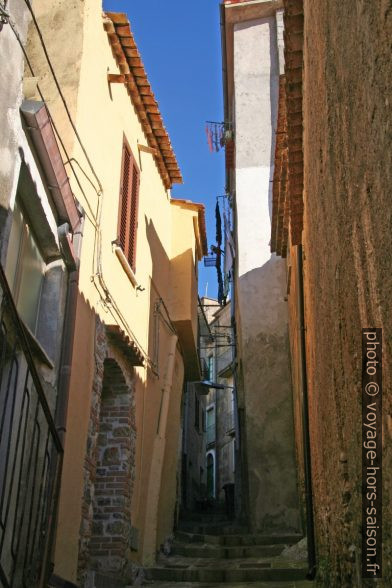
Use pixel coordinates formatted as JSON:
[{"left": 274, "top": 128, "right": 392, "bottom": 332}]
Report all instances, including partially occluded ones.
[
  {"left": 142, "top": 334, "right": 178, "bottom": 565},
  {"left": 55, "top": 217, "right": 84, "bottom": 443},
  {"left": 43, "top": 216, "right": 83, "bottom": 587},
  {"left": 297, "top": 244, "right": 316, "bottom": 579}
]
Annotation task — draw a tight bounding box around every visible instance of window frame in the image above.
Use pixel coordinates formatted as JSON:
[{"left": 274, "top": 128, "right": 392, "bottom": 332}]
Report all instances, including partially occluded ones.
[
  {"left": 5, "top": 197, "right": 46, "bottom": 336},
  {"left": 117, "top": 136, "right": 140, "bottom": 274}
]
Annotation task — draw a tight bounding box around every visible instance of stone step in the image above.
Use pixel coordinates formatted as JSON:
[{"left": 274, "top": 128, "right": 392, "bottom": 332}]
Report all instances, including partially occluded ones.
[
  {"left": 144, "top": 555, "right": 308, "bottom": 584},
  {"left": 144, "top": 566, "right": 308, "bottom": 584},
  {"left": 175, "top": 531, "right": 303, "bottom": 547},
  {"left": 172, "top": 542, "right": 285, "bottom": 559},
  {"left": 143, "top": 582, "right": 313, "bottom": 587},
  {"left": 179, "top": 512, "right": 228, "bottom": 523},
  {"left": 178, "top": 523, "right": 249, "bottom": 535}
]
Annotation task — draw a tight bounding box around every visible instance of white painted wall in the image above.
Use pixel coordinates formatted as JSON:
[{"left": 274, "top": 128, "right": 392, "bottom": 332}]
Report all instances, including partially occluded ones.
[
  {"left": 234, "top": 17, "right": 279, "bottom": 276},
  {"left": 232, "top": 13, "right": 300, "bottom": 533}
]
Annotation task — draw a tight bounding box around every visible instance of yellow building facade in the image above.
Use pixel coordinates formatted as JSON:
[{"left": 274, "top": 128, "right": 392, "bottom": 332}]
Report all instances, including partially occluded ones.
[{"left": 24, "top": 1, "right": 207, "bottom": 584}]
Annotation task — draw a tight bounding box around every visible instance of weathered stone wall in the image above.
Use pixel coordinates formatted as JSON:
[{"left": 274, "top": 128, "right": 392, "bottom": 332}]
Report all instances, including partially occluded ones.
[
  {"left": 78, "top": 319, "right": 136, "bottom": 585},
  {"left": 0, "top": 0, "right": 30, "bottom": 243},
  {"left": 182, "top": 384, "right": 206, "bottom": 510},
  {"left": 302, "top": 1, "right": 392, "bottom": 585}
]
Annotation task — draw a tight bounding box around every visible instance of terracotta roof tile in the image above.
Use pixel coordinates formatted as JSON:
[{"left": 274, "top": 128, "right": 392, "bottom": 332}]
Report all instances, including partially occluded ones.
[
  {"left": 103, "top": 12, "right": 182, "bottom": 189},
  {"left": 271, "top": 0, "right": 305, "bottom": 257},
  {"left": 106, "top": 325, "right": 145, "bottom": 366},
  {"left": 284, "top": 0, "right": 304, "bottom": 246}
]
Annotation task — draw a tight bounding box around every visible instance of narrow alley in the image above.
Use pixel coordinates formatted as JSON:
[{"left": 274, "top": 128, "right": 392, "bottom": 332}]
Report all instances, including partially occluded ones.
[{"left": 0, "top": 0, "right": 390, "bottom": 587}]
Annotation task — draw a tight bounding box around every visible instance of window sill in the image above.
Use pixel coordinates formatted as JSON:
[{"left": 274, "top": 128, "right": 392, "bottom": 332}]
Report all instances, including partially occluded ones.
[
  {"left": 115, "top": 246, "right": 137, "bottom": 288},
  {"left": 23, "top": 322, "right": 54, "bottom": 369}
]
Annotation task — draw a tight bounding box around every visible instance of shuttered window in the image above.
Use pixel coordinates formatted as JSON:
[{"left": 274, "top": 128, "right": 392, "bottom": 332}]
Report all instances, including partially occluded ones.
[{"left": 118, "top": 138, "right": 140, "bottom": 272}]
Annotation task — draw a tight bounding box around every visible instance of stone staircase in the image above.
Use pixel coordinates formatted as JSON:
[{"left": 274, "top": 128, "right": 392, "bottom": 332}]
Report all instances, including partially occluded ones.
[{"left": 142, "top": 514, "right": 313, "bottom": 587}]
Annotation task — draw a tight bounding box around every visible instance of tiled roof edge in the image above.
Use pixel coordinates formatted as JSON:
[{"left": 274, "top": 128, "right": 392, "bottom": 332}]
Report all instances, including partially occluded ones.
[{"left": 103, "top": 12, "right": 183, "bottom": 189}]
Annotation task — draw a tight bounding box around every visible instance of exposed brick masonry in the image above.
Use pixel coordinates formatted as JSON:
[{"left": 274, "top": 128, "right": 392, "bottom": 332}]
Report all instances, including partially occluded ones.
[{"left": 78, "top": 319, "right": 136, "bottom": 586}]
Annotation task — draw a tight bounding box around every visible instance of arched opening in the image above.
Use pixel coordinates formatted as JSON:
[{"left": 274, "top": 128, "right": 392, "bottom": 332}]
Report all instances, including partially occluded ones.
[{"left": 90, "top": 357, "right": 134, "bottom": 576}]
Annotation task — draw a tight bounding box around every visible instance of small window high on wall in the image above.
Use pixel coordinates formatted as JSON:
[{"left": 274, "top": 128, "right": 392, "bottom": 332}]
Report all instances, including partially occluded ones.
[
  {"left": 5, "top": 199, "right": 45, "bottom": 335},
  {"left": 118, "top": 138, "right": 140, "bottom": 273}
]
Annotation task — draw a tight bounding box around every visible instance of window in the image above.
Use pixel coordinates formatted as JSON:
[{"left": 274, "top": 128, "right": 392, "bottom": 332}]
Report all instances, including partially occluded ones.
[
  {"left": 118, "top": 138, "right": 140, "bottom": 273},
  {"left": 208, "top": 355, "right": 215, "bottom": 381},
  {"left": 206, "top": 406, "right": 215, "bottom": 445},
  {"left": 5, "top": 199, "right": 45, "bottom": 335}
]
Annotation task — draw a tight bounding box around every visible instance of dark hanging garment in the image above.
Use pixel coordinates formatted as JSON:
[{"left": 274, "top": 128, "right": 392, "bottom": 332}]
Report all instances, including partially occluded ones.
[
  {"left": 213, "top": 124, "right": 220, "bottom": 152},
  {"left": 216, "top": 249, "right": 224, "bottom": 305},
  {"left": 215, "top": 199, "right": 224, "bottom": 304},
  {"left": 215, "top": 200, "right": 222, "bottom": 247}
]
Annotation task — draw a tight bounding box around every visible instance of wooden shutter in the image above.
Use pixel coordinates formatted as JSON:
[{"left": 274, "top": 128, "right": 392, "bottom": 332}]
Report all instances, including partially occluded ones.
[
  {"left": 118, "top": 138, "right": 140, "bottom": 273},
  {"left": 128, "top": 162, "right": 140, "bottom": 272}
]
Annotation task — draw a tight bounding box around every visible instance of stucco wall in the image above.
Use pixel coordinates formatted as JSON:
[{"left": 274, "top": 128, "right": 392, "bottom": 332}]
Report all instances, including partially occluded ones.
[
  {"left": 24, "top": 0, "right": 201, "bottom": 581},
  {"left": 300, "top": 0, "right": 392, "bottom": 584},
  {"left": 233, "top": 14, "right": 300, "bottom": 533},
  {"left": 0, "top": 1, "right": 30, "bottom": 253}
]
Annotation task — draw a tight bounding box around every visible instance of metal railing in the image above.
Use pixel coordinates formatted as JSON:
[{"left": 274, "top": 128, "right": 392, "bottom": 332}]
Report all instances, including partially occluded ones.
[{"left": 0, "top": 265, "right": 63, "bottom": 588}]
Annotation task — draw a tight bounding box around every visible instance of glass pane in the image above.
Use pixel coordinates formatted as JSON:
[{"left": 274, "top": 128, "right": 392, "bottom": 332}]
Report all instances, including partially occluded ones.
[
  {"left": 206, "top": 407, "right": 215, "bottom": 426},
  {"left": 4, "top": 201, "right": 24, "bottom": 293},
  {"left": 17, "top": 223, "right": 44, "bottom": 334}
]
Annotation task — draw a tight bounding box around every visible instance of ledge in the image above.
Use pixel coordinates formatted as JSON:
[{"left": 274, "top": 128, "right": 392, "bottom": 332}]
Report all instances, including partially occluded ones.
[{"left": 115, "top": 246, "right": 137, "bottom": 288}]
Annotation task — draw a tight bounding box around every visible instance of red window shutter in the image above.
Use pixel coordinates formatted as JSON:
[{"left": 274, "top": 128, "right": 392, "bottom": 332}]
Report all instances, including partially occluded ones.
[
  {"left": 119, "top": 144, "right": 131, "bottom": 252},
  {"left": 118, "top": 138, "right": 140, "bottom": 273},
  {"left": 128, "top": 162, "right": 140, "bottom": 272}
]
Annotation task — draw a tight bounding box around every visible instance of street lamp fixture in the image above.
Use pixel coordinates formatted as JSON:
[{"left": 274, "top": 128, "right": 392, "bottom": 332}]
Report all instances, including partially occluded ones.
[{"left": 192, "top": 380, "right": 233, "bottom": 395}]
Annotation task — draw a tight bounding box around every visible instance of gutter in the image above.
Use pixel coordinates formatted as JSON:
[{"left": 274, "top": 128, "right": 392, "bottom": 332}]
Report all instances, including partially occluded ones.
[
  {"left": 220, "top": 3, "right": 229, "bottom": 133},
  {"left": 142, "top": 334, "right": 178, "bottom": 564},
  {"left": 47, "top": 217, "right": 84, "bottom": 586},
  {"left": 55, "top": 216, "right": 84, "bottom": 443},
  {"left": 297, "top": 244, "right": 316, "bottom": 579}
]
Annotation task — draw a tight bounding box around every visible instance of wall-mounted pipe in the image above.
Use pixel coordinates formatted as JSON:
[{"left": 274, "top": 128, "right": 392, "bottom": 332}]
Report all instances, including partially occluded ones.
[{"left": 297, "top": 244, "right": 316, "bottom": 579}]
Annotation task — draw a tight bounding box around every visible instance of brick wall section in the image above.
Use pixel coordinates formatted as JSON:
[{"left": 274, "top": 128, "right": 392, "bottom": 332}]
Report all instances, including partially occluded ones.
[
  {"left": 78, "top": 319, "right": 136, "bottom": 585},
  {"left": 78, "top": 319, "right": 107, "bottom": 584},
  {"left": 302, "top": 1, "right": 392, "bottom": 585},
  {"left": 90, "top": 358, "right": 135, "bottom": 576}
]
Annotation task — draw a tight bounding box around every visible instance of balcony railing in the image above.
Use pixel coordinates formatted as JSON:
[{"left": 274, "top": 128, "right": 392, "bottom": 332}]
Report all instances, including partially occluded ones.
[{"left": 0, "top": 265, "right": 63, "bottom": 588}]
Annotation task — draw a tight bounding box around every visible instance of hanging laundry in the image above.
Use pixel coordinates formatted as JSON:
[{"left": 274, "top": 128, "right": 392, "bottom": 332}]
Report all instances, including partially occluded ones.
[
  {"left": 219, "top": 125, "right": 225, "bottom": 148},
  {"left": 223, "top": 210, "right": 234, "bottom": 276},
  {"left": 216, "top": 250, "right": 224, "bottom": 305},
  {"left": 215, "top": 200, "right": 222, "bottom": 247},
  {"left": 213, "top": 124, "right": 219, "bottom": 152},
  {"left": 205, "top": 124, "right": 213, "bottom": 153}
]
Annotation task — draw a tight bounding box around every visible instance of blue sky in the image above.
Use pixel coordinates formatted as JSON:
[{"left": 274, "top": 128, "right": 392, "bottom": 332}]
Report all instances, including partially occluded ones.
[{"left": 103, "top": 0, "right": 224, "bottom": 298}]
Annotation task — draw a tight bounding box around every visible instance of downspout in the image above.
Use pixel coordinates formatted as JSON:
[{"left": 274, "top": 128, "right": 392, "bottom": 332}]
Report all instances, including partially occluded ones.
[
  {"left": 44, "top": 216, "right": 84, "bottom": 587},
  {"left": 220, "top": 3, "right": 228, "bottom": 133},
  {"left": 142, "top": 334, "right": 178, "bottom": 565},
  {"left": 297, "top": 244, "right": 316, "bottom": 579},
  {"left": 55, "top": 217, "right": 84, "bottom": 443}
]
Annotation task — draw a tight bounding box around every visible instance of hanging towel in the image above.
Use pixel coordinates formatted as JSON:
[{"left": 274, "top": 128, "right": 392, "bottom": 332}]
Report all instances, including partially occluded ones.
[{"left": 205, "top": 124, "right": 213, "bottom": 152}]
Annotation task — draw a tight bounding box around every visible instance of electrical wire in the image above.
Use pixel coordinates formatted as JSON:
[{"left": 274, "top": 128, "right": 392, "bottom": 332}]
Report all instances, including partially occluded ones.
[
  {"left": 23, "top": 0, "right": 103, "bottom": 196},
  {"left": 8, "top": 11, "right": 152, "bottom": 365},
  {"left": 8, "top": 20, "right": 98, "bottom": 230}
]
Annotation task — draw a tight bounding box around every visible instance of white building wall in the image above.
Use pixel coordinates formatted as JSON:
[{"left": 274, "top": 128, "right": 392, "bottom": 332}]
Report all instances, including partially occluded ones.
[{"left": 233, "top": 13, "right": 300, "bottom": 533}]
